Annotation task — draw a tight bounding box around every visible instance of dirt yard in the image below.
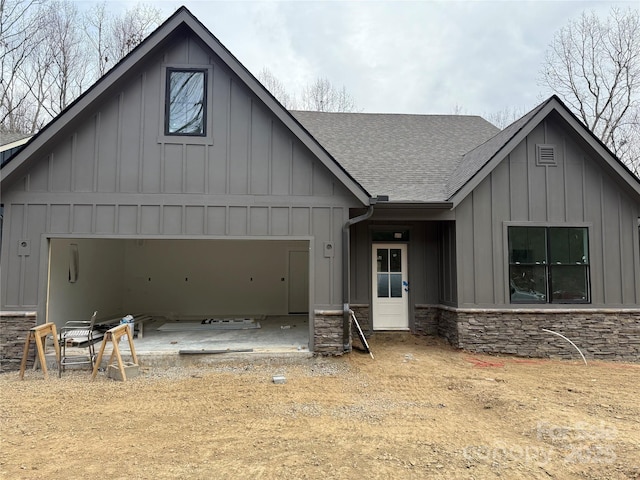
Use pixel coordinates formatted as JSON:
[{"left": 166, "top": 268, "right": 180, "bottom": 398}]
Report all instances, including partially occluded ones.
[{"left": 1, "top": 333, "right": 639, "bottom": 479}]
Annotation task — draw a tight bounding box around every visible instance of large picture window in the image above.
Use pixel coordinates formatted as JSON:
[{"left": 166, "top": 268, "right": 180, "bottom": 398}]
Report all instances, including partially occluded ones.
[
  {"left": 165, "top": 69, "right": 206, "bottom": 136},
  {"left": 508, "top": 226, "right": 590, "bottom": 304}
]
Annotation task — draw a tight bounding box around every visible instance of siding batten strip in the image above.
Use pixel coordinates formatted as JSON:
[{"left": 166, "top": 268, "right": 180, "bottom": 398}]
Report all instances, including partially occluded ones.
[
  {"left": 289, "top": 140, "right": 293, "bottom": 196},
  {"left": 71, "top": 133, "right": 77, "bottom": 192},
  {"left": 472, "top": 191, "right": 478, "bottom": 304},
  {"left": 268, "top": 120, "right": 273, "bottom": 195},
  {"left": 45, "top": 204, "right": 51, "bottom": 233},
  {"left": 47, "top": 153, "right": 53, "bottom": 192},
  {"left": 69, "top": 204, "right": 74, "bottom": 234},
  {"left": 544, "top": 164, "right": 549, "bottom": 222},
  {"left": 248, "top": 99, "right": 253, "bottom": 194},
  {"left": 136, "top": 204, "right": 141, "bottom": 235},
  {"left": 600, "top": 175, "right": 607, "bottom": 303},
  {"left": 562, "top": 138, "right": 567, "bottom": 222},
  {"left": 225, "top": 205, "right": 229, "bottom": 235},
  {"left": 526, "top": 137, "right": 531, "bottom": 221},
  {"left": 138, "top": 72, "right": 146, "bottom": 193},
  {"left": 93, "top": 113, "right": 100, "bottom": 192},
  {"left": 507, "top": 154, "right": 512, "bottom": 220},
  {"left": 182, "top": 143, "right": 186, "bottom": 192},
  {"left": 160, "top": 143, "right": 165, "bottom": 193},
  {"left": 225, "top": 78, "right": 232, "bottom": 195},
  {"left": 582, "top": 156, "right": 587, "bottom": 221},
  {"left": 617, "top": 193, "right": 625, "bottom": 303},
  {"left": 116, "top": 93, "right": 123, "bottom": 193}
]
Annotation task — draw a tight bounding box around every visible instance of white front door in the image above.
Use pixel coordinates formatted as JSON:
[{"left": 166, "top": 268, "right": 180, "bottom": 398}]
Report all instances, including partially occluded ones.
[{"left": 372, "top": 244, "right": 408, "bottom": 330}]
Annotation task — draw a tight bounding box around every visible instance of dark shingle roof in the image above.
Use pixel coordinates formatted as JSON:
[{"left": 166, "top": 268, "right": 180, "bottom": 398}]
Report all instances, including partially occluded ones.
[{"left": 291, "top": 111, "right": 499, "bottom": 202}]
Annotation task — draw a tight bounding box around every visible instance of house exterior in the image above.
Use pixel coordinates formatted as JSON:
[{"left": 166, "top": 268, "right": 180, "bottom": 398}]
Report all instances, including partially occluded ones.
[
  {"left": 1, "top": 7, "right": 639, "bottom": 369},
  {"left": 296, "top": 103, "right": 640, "bottom": 361}
]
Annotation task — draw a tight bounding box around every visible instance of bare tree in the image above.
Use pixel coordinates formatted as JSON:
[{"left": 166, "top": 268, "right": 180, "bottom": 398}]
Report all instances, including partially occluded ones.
[
  {"left": 40, "top": 0, "right": 88, "bottom": 116},
  {"left": 539, "top": 7, "right": 640, "bottom": 175},
  {"left": 84, "top": 2, "right": 110, "bottom": 78},
  {"left": 484, "top": 105, "right": 529, "bottom": 129},
  {"left": 84, "top": 2, "right": 161, "bottom": 80},
  {"left": 0, "top": 0, "right": 43, "bottom": 132},
  {"left": 257, "top": 67, "right": 296, "bottom": 109},
  {"left": 109, "top": 3, "right": 162, "bottom": 61},
  {"left": 300, "top": 77, "right": 358, "bottom": 112},
  {"left": 257, "top": 68, "right": 358, "bottom": 113},
  {"left": 0, "top": 0, "right": 164, "bottom": 135}
]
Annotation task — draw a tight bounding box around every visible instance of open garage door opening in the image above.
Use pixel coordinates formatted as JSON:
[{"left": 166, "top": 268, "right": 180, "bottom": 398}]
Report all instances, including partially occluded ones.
[{"left": 46, "top": 238, "right": 311, "bottom": 354}]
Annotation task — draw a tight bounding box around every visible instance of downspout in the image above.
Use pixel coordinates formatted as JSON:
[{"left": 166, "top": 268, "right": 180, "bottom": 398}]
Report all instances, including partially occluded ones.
[{"left": 342, "top": 198, "right": 378, "bottom": 351}]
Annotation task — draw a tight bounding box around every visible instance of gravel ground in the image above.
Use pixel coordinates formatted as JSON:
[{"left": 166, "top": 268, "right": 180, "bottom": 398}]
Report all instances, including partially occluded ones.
[{"left": 1, "top": 333, "right": 639, "bottom": 479}]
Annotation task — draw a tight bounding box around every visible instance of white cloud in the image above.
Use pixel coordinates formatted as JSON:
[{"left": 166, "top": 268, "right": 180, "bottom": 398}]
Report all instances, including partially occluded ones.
[{"left": 96, "top": 0, "right": 637, "bottom": 116}]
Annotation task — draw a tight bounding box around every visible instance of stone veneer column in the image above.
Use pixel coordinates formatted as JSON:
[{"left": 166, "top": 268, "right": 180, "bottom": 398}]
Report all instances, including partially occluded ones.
[
  {"left": 414, "top": 305, "right": 439, "bottom": 335},
  {"left": 0, "top": 311, "right": 37, "bottom": 372},
  {"left": 349, "top": 304, "right": 370, "bottom": 339},
  {"left": 313, "top": 310, "right": 348, "bottom": 355}
]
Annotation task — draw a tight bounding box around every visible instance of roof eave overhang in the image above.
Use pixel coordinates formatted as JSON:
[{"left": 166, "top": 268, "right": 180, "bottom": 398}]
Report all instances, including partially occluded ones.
[
  {"left": 373, "top": 201, "right": 454, "bottom": 210},
  {"left": 447, "top": 97, "right": 640, "bottom": 208}
]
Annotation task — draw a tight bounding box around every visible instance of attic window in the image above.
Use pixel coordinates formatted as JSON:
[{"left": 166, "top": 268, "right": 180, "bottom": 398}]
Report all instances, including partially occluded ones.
[
  {"left": 536, "top": 144, "right": 557, "bottom": 167},
  {"left": 165, "top": 68, "right": 207, "bottom": 136}
]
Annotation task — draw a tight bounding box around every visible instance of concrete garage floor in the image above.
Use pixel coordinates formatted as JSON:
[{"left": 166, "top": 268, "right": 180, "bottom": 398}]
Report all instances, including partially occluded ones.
[
  {"left": 121, "top": 314, "right": 310, "bottom": 366},
  {"left": 132, "top": 314, "right": 310, "bottom": 354},
  {"left": 50, "top": 315, "right": 312, "bottom": 372}
]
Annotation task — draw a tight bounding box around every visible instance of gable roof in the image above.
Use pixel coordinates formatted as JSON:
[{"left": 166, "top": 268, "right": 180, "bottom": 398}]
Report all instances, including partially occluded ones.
[
  {"left": 292, "top": 111, "right": 499, "bottom": 202},
  {"left": 295, "top": 95, "right": 640, "bottom": 206},
  {"left": 446, "top": 95, "right": 640, "bottom": 206},
  {"left": 0, "top": 7, "right": 371, "bottom": 205}
]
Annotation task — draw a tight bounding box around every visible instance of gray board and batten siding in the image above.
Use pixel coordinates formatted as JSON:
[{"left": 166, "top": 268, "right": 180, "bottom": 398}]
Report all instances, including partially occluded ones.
[
  {"left": 454, "top": 112, "right": 640, "bottom": 308},
  {"left": 0, "top": 13, "right": 366, "bottom": 353}
]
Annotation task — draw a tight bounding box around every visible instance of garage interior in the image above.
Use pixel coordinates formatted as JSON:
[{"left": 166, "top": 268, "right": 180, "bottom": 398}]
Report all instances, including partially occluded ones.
[{"left": 46, "top": 238, "right": 311, "bottom": 356}]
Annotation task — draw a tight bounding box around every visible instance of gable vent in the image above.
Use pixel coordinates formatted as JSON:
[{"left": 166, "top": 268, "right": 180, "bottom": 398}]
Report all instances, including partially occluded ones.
[{"left": 536, "top": 144, "right": 557, "bottom": 167}]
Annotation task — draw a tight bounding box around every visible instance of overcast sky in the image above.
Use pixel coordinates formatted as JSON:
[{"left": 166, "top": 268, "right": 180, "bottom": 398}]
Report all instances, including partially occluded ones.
[{"left": 113, "top": 0, "right": 636, "bottom": 117}]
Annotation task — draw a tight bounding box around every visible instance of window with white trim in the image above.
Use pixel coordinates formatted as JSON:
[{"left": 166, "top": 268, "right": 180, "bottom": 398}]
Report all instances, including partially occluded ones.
[
  {"left": 508, "top": 226, "right": 590, "bottom": 304},
  {"left": 165, "top": 68, "right": 207, "bottom": 136}
]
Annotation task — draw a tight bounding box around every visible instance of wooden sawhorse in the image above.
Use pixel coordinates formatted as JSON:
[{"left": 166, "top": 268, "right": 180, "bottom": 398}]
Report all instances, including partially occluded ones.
[
  {"left": 91, "top": 324, "right": 138, "bottom": 381},
  {"left": 19, "top": 323, "right": 61, "bottom": 379}
]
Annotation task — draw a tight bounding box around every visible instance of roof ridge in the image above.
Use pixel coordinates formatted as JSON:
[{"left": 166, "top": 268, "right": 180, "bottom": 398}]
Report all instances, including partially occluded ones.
[{"left": 290, "top": 110, "right": 488, "bottom": 119}]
